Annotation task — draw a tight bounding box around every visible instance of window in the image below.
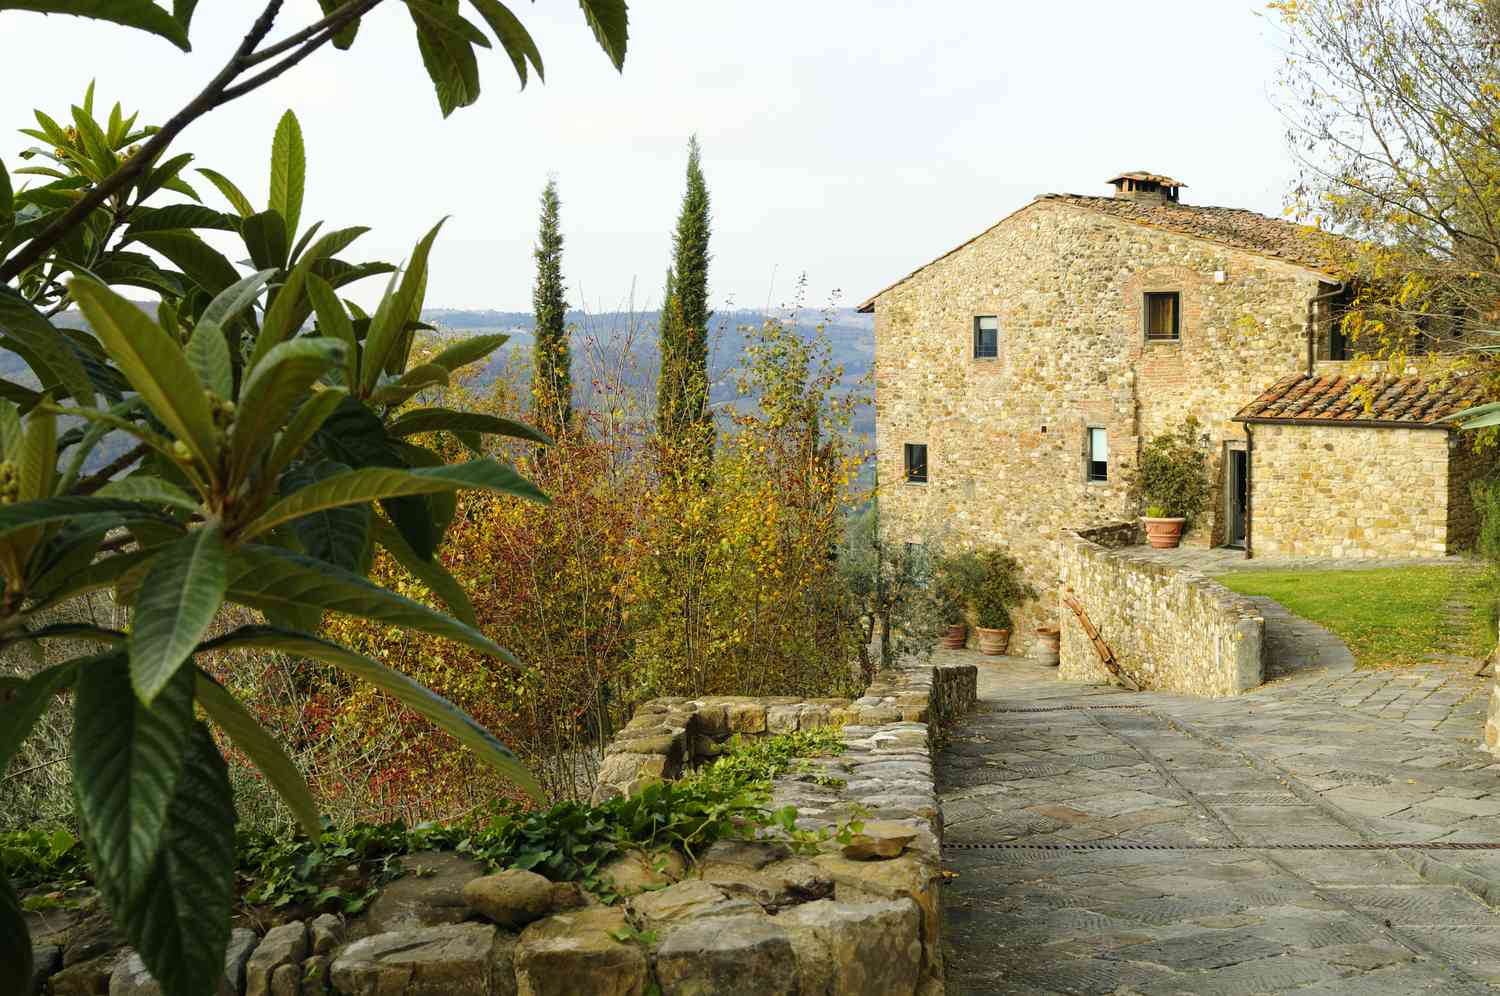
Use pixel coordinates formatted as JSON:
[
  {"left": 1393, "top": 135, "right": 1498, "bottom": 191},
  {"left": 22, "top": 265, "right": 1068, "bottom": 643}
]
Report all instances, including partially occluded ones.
[
  {"left": 904, "top": 443, "right": 928, "bottom": 484},
  {"left": 1144, "top": 291, "right": 1180, "bottom": 341},
  {"left": 1087, "top": 428, "right": 1108, "bottom": 482},
  {"left": 974, "top": 316, "right": 998, "bottom": 359}
]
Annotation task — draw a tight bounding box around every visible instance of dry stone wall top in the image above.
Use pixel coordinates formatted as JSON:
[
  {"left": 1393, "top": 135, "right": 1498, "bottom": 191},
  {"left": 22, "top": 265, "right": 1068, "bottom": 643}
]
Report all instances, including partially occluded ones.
[{"left": 1058, "top": 526, "right": 1264, "bottom": 697}]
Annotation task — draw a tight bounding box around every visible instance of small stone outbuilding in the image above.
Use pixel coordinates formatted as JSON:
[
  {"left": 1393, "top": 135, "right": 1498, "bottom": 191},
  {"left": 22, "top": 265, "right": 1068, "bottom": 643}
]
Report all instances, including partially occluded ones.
[{"left": 1233, "top": 372, "right": 1493, "bottom": 559}]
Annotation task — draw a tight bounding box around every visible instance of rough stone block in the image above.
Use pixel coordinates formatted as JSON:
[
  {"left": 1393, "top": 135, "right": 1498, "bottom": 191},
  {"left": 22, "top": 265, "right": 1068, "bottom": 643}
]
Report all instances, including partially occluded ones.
[
  {"left": 513, "top": 908, "right": 646, "bottom": 996},
  {"left": 330, "top": 923, "right": 515, "bottom": 996},
  {"left": 655, "top": 915, "right": 797, "bottom": 995},
  {"left": 366, "top": 852, "right": 485, "bottom": 933},
  {"left": 247, "top": 922, "right": 307, "bottom": 996},
  {"left": 779, "top": 899, "right": 922, "bottom": 996}
]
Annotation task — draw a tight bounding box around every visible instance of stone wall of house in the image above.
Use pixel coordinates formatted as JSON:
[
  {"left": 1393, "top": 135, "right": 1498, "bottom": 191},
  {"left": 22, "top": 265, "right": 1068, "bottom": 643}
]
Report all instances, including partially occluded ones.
[
  {"left": 1057, "top": 527, "right": 1264, "bottom": 697},
  {"left": 36, "top": 665, "right": 978, "bottom": 996},
  {"left": 1446, "top": 433, "right": 1496, "bottom": 553},
  {"left": 872, "top": 198, "right": 1324, "bottom": 635},
  {"left": 1486, "top": 675, "right": 1500, "bottom": 760},
  {"left": 1249, "top": 423, "right": 1453, "bottom": 558}
]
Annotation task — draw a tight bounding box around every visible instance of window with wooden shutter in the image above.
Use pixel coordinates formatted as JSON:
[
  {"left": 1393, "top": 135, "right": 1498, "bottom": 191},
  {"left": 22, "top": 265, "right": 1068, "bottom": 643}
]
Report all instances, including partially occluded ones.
[
  {"left": 974, "top": 316, "right": 999, "bottom": 359},
  {"left": 1144, "top": 292, "right": 1180, "bottom": 341}
]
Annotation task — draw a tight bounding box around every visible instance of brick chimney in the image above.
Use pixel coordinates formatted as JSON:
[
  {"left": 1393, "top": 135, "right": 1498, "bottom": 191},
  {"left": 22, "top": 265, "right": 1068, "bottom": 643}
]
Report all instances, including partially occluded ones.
[{"left": 1108, "top": 171, "right": 1185, "bottom": 206}]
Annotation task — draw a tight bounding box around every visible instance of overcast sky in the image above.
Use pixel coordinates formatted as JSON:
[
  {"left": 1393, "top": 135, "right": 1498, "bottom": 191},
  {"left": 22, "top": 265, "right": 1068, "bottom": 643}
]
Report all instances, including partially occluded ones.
[{"left": 1, "top": 1, "right": 1295, "bottom": 314}]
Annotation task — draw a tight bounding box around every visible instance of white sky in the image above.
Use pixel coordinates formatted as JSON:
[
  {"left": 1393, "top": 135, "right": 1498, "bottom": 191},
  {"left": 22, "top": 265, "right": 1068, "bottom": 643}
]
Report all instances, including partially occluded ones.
[{"left": 0, "top": 1, "right": 1295, "bottom": 313}]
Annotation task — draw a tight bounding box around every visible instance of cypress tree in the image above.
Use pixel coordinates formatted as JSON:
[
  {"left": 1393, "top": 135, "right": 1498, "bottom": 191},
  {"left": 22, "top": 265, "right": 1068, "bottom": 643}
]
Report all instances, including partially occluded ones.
[
  {"left": 531, "top": 177, "right": 571, "bottom": 430},
  {"left": 656, "top": 136, "right": 712, "bottom": 455}
]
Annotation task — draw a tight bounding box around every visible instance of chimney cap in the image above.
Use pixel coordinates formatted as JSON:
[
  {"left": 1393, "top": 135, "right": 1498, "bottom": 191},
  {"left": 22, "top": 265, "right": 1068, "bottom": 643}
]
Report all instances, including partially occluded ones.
[{"left": 1107, "top": 171, "right": 1187, "bottom": 189}]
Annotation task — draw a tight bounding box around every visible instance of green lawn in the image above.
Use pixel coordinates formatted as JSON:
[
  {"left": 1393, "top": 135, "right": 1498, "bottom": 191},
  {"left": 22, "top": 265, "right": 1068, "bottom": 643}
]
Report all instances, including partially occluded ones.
[{"left": 1215, "top": 566, "right": 1495, "bottom": 670}]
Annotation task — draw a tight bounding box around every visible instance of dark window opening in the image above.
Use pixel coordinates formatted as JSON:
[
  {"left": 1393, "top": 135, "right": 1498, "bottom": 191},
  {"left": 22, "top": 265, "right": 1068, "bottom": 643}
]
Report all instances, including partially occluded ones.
[
  {"left": 974, "top": 316, "right": 998, "bottom": 359},
  {"left": 1324, "top": 283, "right": 1356, "bottom": 360},
  {"left": 1087, "top": 427, "right": 1108, "bottom": 482},
  {"left": 904, "top": 443, "right": 928, "bottom": 484},
  {"left": 1144, "top": 292, "right": 1180, "bottom": 341}
]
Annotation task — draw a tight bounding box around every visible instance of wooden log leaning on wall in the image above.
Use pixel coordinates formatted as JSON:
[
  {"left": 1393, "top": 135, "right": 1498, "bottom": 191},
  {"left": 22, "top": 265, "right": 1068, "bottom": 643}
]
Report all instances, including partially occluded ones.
[{"left": 1061, "top": 593, "right": 1142, "bottom": 692}]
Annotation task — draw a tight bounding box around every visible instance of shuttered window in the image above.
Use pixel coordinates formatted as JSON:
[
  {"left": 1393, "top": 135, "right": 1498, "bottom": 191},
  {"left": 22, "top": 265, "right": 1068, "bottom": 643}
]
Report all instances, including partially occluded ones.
[{"left": 1145, "top": 292, "right": 1180, "bottom": 340}]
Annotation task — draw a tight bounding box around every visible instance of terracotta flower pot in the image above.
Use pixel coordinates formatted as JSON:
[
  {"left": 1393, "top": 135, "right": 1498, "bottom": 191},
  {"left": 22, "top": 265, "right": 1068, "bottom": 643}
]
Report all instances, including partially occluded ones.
[
  {"left": 975, "top": 626, "right": 1011, "bottom": 656},
  {"left": 1141, "top": 516, "right": 1186, "bottom": 549},
  {"left": 1035, "top": 625, "right": 1060, "bottom": 666},
  {"left": 940, "top": 624, "right": 967, "bottom": 650}
]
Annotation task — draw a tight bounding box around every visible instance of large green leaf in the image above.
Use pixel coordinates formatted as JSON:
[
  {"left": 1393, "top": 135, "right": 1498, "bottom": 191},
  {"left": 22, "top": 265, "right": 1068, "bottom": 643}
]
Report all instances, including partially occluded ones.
[
  {"left": 387, "top": 407, "right": 551, "bottom": 445},
  {"left": 224, "top": 544, "right": 512, "bottom": 660},
  {"left": 129, "top": 526, "right": 227, "bottom": 703},
  {"left": 269, "top": 111, "right": 305, "bottom": 243},
  {"left": 96, "top": 477, "right": 199, "bottom": 513},
  {"left": 0, "top": 659, "right": 75, "bottom": 775},
  {"left": 231, "top": 339, "right": 346, "bottom": 478},
  {"left": 202, "top": 625, "right": 542, "bottom": 801},
  {"left": 266, "top": 388, "right": 347, "bottom": 485},
  {"left": 245, "top": 458, "right": 547, "bottom": 539},
  {"left": 316, "top": 0, "right": 361, "bottom": 48},
  {"left": 121, "top": 204, "right": 238, "bottom": 241},
  {"left": 133, "top": 230, "right": 239, "bottom": 295},
  {"left": 125, "top": 722, "right": 235, "bottom": 996},
  {"left": 578, "top": 0, "right": 628, "bottom": 71},
  {"left": 89, "top": 250, "right": 185, "bottom": 298},
  {"left": 0, "top": 873, "right": 30, "bottom": 993},
  {"left": 252, "top": 227, "right": 370, "bottom": 370},
  {"left": 427, "top": 332, "right": 508, "bottom": 373},
  {"left": 201, "top": 269, "right": 274, "bottom": 330},
  {"left": 194, "top": 670, "right": 319, "bottom": 837},
  {"left": 239, "top": 210, "right": 290, "bottom": 272},
  {"left": 363, "top": 219, "right": 446, "bottom": 391},
  {"left": 0, "top": 1, "right": 191, "bottom": 51},
  {"left": 73, "top": 657, "right": 195, "bottom": 909},
  {"left": 195, "top": 167, "right": 253, "bottom": 218},
  {"left": 371, "top": 514, "right": 476, "bottom": 624},
  {"left": 281, "top": 460, "right": 370, "bottom": 572},
  {"left": 29, "top": 548, "right": 155, "bottom": 612},
  {"left": 469, "top": 0, "right": 544, "bottom": 85},
  {"left": 305, "top": 273, "right": 358, "bottom": 386},
  {"left": 409, "top": 0, "right": 485, "bottom": 117},
  {"left": 369, "top": 362, "right": 449, "bottom": 405},
  {"left": 0, "top": 288, "right": 96, "bottom": 407},
  {"left": 135, "top": 152, "right": 194, "bottom": 204},
  {"left": 0, "top": 156, "right": 13, "bottom": 232},
  {"left": 185, "top": 320, "right": 233, "bottom": 399},
  {"left": 0, "top": 496, "right": 174, "bottom": 542},
  {"left": 69, "top": 279, "right": 219, "bottom": 465}
]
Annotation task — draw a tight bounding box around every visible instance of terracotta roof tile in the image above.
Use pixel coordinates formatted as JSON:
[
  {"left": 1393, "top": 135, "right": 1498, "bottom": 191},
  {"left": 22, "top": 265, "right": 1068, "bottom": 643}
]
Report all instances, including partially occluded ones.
[
  {"left": 1037, "top": 194, "right": 1348, "bottom": 272},
  {"left": 1234, "top": 372, "right": 1489, "bottom": 428}
]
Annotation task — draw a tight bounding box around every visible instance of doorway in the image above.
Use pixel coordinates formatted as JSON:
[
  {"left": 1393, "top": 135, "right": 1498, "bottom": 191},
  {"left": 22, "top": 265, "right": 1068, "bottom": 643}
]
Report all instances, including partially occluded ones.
[{"left": 1225, "top": 446, "right": 1248, "bottom": 548}]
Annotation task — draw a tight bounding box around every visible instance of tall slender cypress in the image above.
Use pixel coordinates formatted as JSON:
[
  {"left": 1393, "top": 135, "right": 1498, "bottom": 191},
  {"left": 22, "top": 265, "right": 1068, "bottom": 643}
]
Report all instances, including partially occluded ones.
[
  {"left": 656, "top": 136, "right": 712, "bottom": 455},
  {"left": 531, "top": 177, "right": 571, "bottom": 430}
]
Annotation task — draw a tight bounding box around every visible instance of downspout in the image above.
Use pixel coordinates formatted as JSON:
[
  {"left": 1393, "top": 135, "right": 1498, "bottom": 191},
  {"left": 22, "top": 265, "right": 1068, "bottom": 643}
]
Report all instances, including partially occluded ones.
[
  {"left": 1244, "top": 423, "right": 1254, "bottom": 560},
  {"left": 1305, "top": 281, "right": 1346, "bottom": 373}
]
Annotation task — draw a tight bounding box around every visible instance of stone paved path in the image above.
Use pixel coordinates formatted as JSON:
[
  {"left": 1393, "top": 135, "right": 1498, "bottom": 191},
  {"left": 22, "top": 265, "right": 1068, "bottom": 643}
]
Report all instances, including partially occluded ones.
[{"left": 938, "top": 660, "right": 1500, "bottom": 994}]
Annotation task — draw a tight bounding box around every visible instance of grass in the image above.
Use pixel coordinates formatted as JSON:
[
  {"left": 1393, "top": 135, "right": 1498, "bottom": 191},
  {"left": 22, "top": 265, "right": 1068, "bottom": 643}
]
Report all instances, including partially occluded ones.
[{"left": 1215, "top": 565, "right": 1495, "bottom": 670}]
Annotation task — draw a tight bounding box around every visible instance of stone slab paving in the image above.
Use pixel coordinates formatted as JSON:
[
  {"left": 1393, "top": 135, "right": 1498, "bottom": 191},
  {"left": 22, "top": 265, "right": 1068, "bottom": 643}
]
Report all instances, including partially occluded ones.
[{"left": 938, "top": 658, "right": 1500, "bottom": 994}]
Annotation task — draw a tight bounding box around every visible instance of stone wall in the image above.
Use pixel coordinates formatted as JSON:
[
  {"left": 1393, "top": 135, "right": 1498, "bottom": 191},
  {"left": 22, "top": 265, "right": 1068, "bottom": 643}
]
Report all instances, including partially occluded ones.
[
  {"left": 589, "top": 663, "right": 977, "bottom": 995},
  {"left": 871, "top": 197, "right": 1324, "bottom": 635},
  {"left": 1058, "top": 528, "right": 1264, "bottom": 697},
  {"left": 1447, "top": 433, "right": 1495, "bottom": 553},
  {"left": 1486, "top": 675, "right": 1500, "bottom": 760},
  {"left": 1249, "top": 423, "right": 1454, "bottom": 559}
]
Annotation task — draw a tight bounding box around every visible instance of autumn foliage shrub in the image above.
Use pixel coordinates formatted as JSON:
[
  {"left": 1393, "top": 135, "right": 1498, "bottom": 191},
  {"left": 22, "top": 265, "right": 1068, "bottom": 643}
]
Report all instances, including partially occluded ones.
[{"left": 219, "top": 312, "right": 869, "bottom": 822}]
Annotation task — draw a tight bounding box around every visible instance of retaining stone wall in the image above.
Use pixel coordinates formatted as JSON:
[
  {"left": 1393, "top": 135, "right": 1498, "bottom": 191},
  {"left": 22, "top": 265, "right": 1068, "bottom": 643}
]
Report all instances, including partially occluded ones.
[
  {"left": 1058, "top": 527, "right": 1264, "bottom": 697},
  {"left": 1486, "top": 678, "right": 1500, "bottom": 760},
  {"left": 29, "top": 665, "right": 977, "bottom": 996}
]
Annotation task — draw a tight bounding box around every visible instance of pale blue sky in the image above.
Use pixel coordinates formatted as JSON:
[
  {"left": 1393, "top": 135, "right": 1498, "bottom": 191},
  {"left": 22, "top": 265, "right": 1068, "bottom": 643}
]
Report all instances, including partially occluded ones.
[{"left": 1, "top": 1, "right": 1293, "bottom": 313}]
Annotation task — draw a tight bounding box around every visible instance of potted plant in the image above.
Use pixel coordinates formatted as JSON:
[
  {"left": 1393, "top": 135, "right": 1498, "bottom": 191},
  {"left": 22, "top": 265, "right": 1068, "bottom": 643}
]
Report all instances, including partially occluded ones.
[
  {"left": 972, "top": 549, "right": 1037, "bottom": 656},
  {"left": 1131, "top": 416, "right": 1212, "bottom": 550},
  {"left": 934, "top": 551, "right": 983, "bottom": 650}
]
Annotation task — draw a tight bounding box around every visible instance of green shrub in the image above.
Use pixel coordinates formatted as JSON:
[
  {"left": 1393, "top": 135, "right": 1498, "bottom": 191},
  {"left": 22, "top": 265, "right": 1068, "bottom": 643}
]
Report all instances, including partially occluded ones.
[
  {"left": 1471, "top": 476, "right": 1500, "bottom": 565},
  {"left": 1132, "top": 417, "right": 1212, "bottom": 525},
  {"left": 972, "top": 550, "right": 1036, "bottom": 630}
]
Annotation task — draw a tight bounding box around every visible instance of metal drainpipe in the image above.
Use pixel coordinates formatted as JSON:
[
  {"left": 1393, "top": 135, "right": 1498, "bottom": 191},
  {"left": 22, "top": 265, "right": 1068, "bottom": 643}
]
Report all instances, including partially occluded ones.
[
  {"left": 1305, "top": 281, "right": 1347, "bottom": 373},
  {"left": 1244, "top": 423, "right": 1254, "bottom": 559}
]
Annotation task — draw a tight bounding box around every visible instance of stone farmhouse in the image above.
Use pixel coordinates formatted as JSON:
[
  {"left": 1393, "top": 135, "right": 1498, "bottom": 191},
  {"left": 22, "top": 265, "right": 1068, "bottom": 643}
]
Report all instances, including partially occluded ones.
[{"left": 859, "top": 171, "right": 1493, "bottom": 633}]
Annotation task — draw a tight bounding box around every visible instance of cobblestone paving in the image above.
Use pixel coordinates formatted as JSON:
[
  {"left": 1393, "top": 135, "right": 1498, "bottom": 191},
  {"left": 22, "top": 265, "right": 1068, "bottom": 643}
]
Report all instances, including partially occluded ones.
[{"left": 938, "top": 660, "right": 1500, "bottom": 994}]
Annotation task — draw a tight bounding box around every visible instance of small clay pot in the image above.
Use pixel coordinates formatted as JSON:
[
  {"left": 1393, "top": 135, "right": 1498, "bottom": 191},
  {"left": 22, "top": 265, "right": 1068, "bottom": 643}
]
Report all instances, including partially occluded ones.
[
  {"left": 1035, "top": 625, "right": 1060, "bottom": 666},
  {"left": 1141, "top": 516, "right": 1186, "bottom": 549},
  {"left": 975, "top": 626, "right": 1011, "bottom": 656},
  {"left": 940, "top": 624, "right": 967, "bottom": 650}
]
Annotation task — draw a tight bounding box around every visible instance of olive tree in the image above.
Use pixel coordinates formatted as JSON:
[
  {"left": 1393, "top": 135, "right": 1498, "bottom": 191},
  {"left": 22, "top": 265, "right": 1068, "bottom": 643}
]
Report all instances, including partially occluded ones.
[{"left": 0, "top": 2, "right": 629, "bottom": 993}]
